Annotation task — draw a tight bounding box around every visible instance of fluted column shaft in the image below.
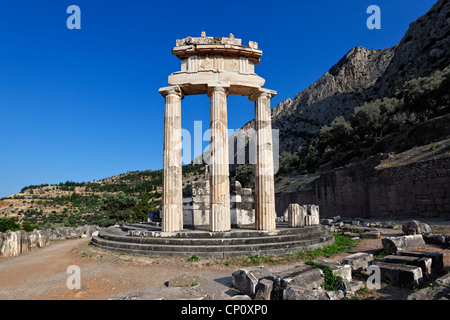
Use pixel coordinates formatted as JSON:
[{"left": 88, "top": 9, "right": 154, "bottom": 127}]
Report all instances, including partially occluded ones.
[
  {"left": 208, "top": 86, "right": 231, "bottom": 232},
  {"left": 251, "top": 89, "right": 277, "bottom": 231},
  {"left": 160, "top": 86, "right": 184, "bottom": 233}
]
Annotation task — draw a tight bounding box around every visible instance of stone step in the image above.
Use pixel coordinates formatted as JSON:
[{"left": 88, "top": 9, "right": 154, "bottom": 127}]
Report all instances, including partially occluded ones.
[
  {"left": 92, "top": 234, "right": 334, "bottom": 254},
  {"left": 122, "top": 225, "right": 323, "bottom": 238},
  {"left": 91, "top": 233, "right": 335, "bottom": 258},
  {"left": 97, "top": 228, "right": 329, "bottom": 246}
]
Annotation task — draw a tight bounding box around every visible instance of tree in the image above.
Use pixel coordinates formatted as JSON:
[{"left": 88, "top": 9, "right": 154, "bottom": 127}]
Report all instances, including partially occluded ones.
[
  {"left": 318, "top": 116, "right": 353, "bottom": 153},
  {"left": 0, "top": 217, "right": 21, "bottom": 232},
  {"left": 98, "top": 192, "right": 138, "bottom": 224},
  {"left": 133, "top": 199, "right": 154, "bottom": 222},
  {"left": 234, "top": 165, "right": 255, "bottom": 189}
]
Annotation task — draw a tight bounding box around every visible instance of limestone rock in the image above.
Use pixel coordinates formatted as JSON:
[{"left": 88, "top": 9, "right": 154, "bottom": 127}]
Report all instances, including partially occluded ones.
[
  {"left": 382, "top": 235, "right": 426, "bottom": 255},
  {"left": 396, "top": 251, "right": 444, "bottom": 272},
  {"left": 283, "top": 286, "right": 329, "bottom": 300},
  {"left": 304, "top": 205, "right": 320, "bottom": 226},
  {"left": 383, "top": 255, "right": 432, "bottom": 276},
  {"left": 340, "top": 252, "right": 374, "bottom": 273},
  {"left": 402, "top": 220, "right": 432, "bottom": 235},
  {"left": 166, "top": 274, "right": 201, "bottom": 288},
  {"left": 314, "top": 259, "right": 352, "bottom": 282},
  {"left": 254, "top": 278, "right": 273, "bottom": 300},
  {"left": 435, "top": 273, "right": 450, "bottom": 287},
  {"left": 286, "top": 203, "right": 305, "bottom": 228},
  {"left": 283, "top": 268, "right": 324, "bottom": 290},
  {"left": 232, "top": 266, "right": 272, "bottom": 296},
  {"left": 407, "top": 286, "right": 450, "bottom": 300},
  {"left": 375, "top": 262, "right": 423, "bottom": 288}
]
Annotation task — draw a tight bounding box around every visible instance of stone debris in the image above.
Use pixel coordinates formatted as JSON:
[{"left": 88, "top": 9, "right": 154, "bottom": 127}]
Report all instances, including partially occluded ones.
[
  {"left": 396, "top": 251, "right": 444, "bottom": 272},
  {"left": 286, "top": 204, "right": 320, "bottom": 227},
  {"left": 407, "top": 272, "right": 450, "bottom": 301},
  {"left": 382, "top": 234, "right": 426, "bottom": 255},
  {"left": 374, "top": 262, "right": 423, "bottom": 288},
  {"left": 254, "top": 278, "right": 273, "bottom": 300},
  {"left": 232, "top": 261, "right": 363, "bottom": 300},
  {"left": 231, "top": 266, "right": 272, "bottom": 296},
  {"left": 402, "top": 220, "right": 432, "bottom": 235},
  {"left": 110, "top": 286, "right": 209, "bottom": 300},
  {"left": 383, "top": 255, "right": 432, "bottom": 276},
  {"left": 166, "top": 274, "right": 201, "bottom": 288},
  {"left": 0, "top": 225, "right": 99, "bottom": 258},
  {"left": 341, "top": 252, "right": 374, "bottom": 273}
]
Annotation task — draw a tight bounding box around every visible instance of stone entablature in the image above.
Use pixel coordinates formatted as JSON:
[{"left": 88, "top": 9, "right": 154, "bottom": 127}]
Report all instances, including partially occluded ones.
[{"left": 168, "top": 32, "right": 265, "bottom": 97}]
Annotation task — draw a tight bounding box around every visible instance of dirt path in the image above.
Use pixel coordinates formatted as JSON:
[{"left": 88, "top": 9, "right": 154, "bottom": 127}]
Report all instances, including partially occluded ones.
[{"left": 0, "top": 238, "right": 237, "bottom": 300}]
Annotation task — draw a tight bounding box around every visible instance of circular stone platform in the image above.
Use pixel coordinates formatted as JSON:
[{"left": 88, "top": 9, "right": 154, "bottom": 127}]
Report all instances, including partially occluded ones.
[{"left": 91, "top": 224, "right": 334, "bottom": 259}]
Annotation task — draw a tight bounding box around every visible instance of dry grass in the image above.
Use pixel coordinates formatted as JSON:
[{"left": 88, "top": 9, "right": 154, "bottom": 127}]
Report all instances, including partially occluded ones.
[{"left": 377, "top": 138, "right": 450, "bottom": 169}]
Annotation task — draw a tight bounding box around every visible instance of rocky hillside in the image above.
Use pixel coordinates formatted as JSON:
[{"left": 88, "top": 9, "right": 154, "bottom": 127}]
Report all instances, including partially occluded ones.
[
  {"left": 221, "top": 0, "right": 450, "bottom": 156},
  {"left": 272, "top": 46, "right": 395, "bottom": 153},
  {"left": 374, "top": 0, "right": 450, "bottom": 98},
  {"left": 0, "top": 164, "right": 205, "bottom": 227}
]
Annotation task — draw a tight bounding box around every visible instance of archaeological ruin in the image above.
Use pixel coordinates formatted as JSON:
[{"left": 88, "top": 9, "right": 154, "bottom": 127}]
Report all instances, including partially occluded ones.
[{"left": 91, "top": 33, "right": 334, "bottom": 258}]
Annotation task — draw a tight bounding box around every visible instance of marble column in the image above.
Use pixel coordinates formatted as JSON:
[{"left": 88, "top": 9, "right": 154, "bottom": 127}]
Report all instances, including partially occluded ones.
[
  {"left": 159, "top": 86, "right": 184, "bottom": 233},
  {"left": 250, "top": 88, "right": 277, "bottom": 231},
  {"left": 208, "top": 85, "right": 231, "bottom": 232}
]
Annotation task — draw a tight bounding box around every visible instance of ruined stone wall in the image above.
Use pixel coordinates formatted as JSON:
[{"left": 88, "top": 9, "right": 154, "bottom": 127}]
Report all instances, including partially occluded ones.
[
  {"left": 182, "top": 180, "right": 255, "bottom": 227},
  {"left": 0, "top": 225, "right": 99, "bottom": 258},
  {"left": 275, "top": 155, "right": 450, "bottom": 219}
]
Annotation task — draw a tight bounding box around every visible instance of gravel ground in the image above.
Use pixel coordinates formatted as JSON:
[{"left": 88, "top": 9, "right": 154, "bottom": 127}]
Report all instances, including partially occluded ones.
[{"left": 0, "top": 223, "right": 449, "bottom": 300}]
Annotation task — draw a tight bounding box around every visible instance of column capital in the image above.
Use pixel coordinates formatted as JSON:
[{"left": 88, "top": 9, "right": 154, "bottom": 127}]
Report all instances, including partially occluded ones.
[
  {"left": 159, "top": 85, "right": 184, "bottom": 99},
  {"left": 249, "top": 88, "right": 277, "bottom": 101},
  {"left": 207, "top": 84, "right": 230, "bottom": 97}
]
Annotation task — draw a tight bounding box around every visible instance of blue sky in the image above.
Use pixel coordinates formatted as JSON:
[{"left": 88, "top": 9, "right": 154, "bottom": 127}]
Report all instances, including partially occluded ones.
[{"left": 0, "top": 0, "right": 438, "bottom": 197}]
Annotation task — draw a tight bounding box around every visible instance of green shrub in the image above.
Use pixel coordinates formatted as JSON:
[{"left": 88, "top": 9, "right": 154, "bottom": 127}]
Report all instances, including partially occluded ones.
[
  {"left": 21, "top": 221, "right": 38, "bottom": 232},
  {"left": 0, "top": 217, "right": 21, "bottom": 232}
]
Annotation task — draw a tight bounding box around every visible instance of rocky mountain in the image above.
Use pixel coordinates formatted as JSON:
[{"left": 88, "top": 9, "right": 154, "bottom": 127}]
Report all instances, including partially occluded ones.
[
  {"left": 199, "top": 0, "right": 449, "bottom": 160},
  {"left": 272, "top": 46, "right": 395, "bottom": 153},
  {"left": 374, "top": 0, "right": 450, "bottom": 98}
]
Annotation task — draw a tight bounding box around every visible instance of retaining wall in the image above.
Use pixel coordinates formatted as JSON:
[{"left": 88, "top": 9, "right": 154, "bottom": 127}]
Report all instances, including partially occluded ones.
[{"left": 275, "top": 155, "right": 450, "bottom": 219}]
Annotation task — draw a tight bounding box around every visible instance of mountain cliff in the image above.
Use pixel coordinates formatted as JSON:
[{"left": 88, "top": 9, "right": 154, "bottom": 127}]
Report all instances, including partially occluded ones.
[{"left": 219, "top": 0, "right": 450, "bottom": 158}]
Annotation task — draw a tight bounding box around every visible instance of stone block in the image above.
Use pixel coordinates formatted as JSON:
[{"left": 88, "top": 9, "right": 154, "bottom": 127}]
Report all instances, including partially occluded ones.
[
  {"left": 314, "top": 259, "right": 352, "bottom": 282},
  {"left": 255, "top": 278, "right": 273, "bottom": 300},
  {"left": 321, "top": 219, "right": 334, "bottom": 225},
  {"left": 283, "top": 286, "right": 329, "bottom": 300},
  {"left": 375, "top": 262, "right": 423, "bottom": 288},
  {"left": 340, "top": 252, "right": 374, "bottom": 273},
  {"left": 360, "top": 231, "right": 380, "bottom": 239},
  {"left": 336, "top": 279, "right": 365, "bottom": 294},
  {"left": 232, "top": 266, "right": 272, "bottom": 296},
  {"left": 382, "top": 235, "right": 426, "bottom": 255},
  {"left": 402, "top": 220, "right": 432, "bottom": 235},
  {"left": 407, "top": 286, "right": 450, "bottom": 300},
  {"left": 166, "top": 274, "right": 201, "bottom": 288},
  {"left": 305, "top": 205, "right": 320, "bottom": 226},
  {"left": 287, "top": 203, "right": 305, "bottom": 228},
  {"left": 383, "top": 255, "right": 432, "bottom": 275},
  {"left": 435, "top": 273, "right": 450, "bottom": 287},
  {"left": 0, "top": 231, "right": 20, "bottom": 257},
  {"left": 396, "top": 251, "right": 444, "bottom": 271},
  {"left": 19, "top": 231, "right": 32, "bottom": 254},
  {"left": 283, "top": 268, "right": 324, "bottom": 290}
]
